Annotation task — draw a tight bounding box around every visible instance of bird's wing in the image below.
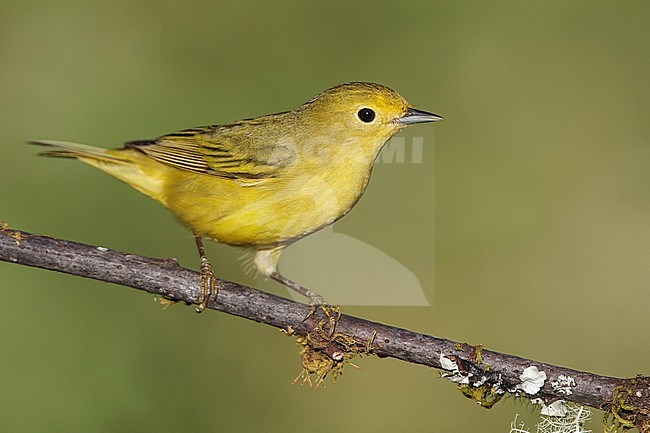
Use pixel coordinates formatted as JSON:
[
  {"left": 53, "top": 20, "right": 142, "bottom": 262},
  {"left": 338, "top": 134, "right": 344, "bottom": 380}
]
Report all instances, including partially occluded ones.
[{"left": 125, "top": 117, "right": 295, "bottom": 179}]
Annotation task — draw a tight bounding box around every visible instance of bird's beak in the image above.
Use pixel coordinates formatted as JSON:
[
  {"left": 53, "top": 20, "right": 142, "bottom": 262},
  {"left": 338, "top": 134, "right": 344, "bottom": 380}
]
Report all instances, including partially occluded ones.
[{"left": 396, "top": 107, "right": 444, "bottom": 125}]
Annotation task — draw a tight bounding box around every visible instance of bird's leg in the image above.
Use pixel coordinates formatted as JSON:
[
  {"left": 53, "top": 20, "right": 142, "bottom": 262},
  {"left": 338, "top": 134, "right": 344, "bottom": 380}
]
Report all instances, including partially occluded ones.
[
  {"left": 194, "top": 235, "right": 217, "bottom": 313},
  {"left": 255, "top": 248, "right": 339, "bottom": 334},
  {"left": 270, "top": 272, "right": 326, "bottom": 304},
  {"left": 270, "top": 271, "right": 340, "bottom": 336}
]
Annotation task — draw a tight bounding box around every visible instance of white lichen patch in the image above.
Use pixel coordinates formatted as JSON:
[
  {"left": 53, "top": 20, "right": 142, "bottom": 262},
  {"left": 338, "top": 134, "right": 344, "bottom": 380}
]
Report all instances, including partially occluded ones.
[
  {"left": 439, "top": 354, "right": 469, "bottom": 384},
  {"left": 540, "top": 400, "right": 568, "bottom": 417},
  {"left": 440, "top": 353, "right": 457, "bottom": 371},
  {"left": 510, "top": 403, "right": 592, "bottom": 433},
  {"left": 473, "top": 375, "right": 488, "bottom": 387},
  {"left": 517, "top": 366, "right": 547, "bottom": 395},
  {"left": 551, "top": 375, "right": 576, "bottom": 396},
  {"left": 538, "top": 404, "right": 592, "bottom": 433}
]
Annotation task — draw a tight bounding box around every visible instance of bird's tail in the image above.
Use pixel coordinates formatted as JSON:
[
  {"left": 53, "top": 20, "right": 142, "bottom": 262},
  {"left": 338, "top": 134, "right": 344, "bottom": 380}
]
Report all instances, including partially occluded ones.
[
  {"left": 29, "top": 140, "right": 129, "bottom": 163},
  {"left": 28, "top": 140, "right": 166, "bottom": 202}
]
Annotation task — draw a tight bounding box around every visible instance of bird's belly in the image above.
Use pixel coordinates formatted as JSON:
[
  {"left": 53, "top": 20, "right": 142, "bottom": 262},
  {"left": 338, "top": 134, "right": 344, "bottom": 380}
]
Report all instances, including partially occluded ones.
[{"left": 162, "top": 171, "right": 367, "bottom": 247}]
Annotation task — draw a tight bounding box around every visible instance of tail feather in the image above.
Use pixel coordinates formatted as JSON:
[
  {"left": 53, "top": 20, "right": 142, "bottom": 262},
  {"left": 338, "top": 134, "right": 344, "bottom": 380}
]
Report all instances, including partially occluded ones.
[
  {"left": 28, "top": 139, "right": 165, "bottom": 201},
  {"left": 28, "top": 140, "right": 128, "bottom": 163}
]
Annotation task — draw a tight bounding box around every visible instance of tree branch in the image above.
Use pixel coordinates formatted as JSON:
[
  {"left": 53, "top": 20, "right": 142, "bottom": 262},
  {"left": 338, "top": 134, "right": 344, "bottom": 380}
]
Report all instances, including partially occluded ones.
[{"left": 1, "top": 226, "right": 648, "bottom": 429}]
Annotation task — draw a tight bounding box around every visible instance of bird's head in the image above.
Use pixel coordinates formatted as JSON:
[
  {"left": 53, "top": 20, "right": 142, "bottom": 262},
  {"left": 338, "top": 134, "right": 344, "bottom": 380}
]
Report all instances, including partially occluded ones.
[{"left": 295, "top": 82, "right": 442, "bottom": 160}]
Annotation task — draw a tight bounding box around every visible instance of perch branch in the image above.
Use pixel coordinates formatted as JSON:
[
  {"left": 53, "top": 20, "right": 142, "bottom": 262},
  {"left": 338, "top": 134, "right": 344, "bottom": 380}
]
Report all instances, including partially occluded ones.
[{"left": 1, "top": 226, "right": 648, "bottom": 428}]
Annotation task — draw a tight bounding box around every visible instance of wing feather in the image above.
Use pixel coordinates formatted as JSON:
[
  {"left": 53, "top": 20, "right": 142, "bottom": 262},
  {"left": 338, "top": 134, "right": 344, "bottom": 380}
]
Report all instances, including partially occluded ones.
[{"left": 125, "top": 113, "right": 295, "bottom": 179}]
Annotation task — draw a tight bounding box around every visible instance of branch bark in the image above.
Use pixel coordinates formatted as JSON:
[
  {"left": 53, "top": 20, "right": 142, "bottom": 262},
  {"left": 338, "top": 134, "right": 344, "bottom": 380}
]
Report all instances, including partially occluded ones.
[{"left": 1, "top": 226, "right": 648, "bottom": 428}]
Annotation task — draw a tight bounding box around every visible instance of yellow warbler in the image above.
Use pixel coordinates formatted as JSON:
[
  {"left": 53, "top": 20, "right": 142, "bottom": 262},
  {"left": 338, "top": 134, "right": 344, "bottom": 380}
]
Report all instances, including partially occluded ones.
[{"left": 31, "top": 82, "right": 442, "bottom": 310}]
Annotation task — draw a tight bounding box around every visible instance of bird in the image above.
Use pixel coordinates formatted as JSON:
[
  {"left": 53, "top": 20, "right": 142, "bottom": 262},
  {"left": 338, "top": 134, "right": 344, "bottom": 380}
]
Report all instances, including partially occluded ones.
[{"left": 30, "top": 82, "right": 442, "bottom": 312}]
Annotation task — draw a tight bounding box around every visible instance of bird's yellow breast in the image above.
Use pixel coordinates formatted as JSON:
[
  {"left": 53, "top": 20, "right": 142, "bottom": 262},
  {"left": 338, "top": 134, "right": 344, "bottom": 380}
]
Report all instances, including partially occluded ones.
[{"left": 160, "top": 149, "right": 374, "bottom": 247}]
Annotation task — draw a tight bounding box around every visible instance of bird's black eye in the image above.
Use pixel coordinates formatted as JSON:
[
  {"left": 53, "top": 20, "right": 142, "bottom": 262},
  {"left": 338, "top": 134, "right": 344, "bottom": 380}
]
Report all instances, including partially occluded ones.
[{"left": 357, "top": 108, "right": 376, "bottom": 123}]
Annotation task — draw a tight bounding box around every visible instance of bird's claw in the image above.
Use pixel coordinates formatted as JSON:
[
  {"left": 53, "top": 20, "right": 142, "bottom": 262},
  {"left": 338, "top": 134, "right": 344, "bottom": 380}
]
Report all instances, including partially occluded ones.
[
  {"left": 305, "top": 302, "right": 341, "bottom": 337},
  {"left": 196, "top": 257, "right": 217, "bottom": 313}
]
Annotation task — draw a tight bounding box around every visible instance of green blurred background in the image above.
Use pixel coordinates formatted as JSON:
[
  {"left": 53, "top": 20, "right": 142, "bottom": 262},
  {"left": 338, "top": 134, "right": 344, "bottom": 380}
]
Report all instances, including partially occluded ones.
[{"left": 2, "top": 1, "right": 650, "bottom": 431}]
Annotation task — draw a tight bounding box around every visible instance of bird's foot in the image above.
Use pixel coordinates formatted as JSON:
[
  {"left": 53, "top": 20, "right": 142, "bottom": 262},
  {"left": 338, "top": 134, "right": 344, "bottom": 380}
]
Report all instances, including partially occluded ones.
[
  {"left": 195, "top": 256, "right": 217, "bottom": 313},
  {"left": 305, "top": 300, "right": 341, "bottom": 337}
]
